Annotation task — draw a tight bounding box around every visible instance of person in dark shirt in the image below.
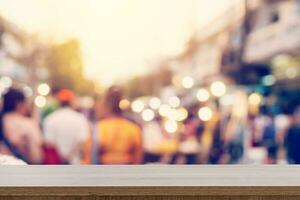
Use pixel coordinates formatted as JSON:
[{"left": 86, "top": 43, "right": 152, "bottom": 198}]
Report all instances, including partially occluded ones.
[{"left": 285, "top": 106, "right": 300, "bottom": 164}]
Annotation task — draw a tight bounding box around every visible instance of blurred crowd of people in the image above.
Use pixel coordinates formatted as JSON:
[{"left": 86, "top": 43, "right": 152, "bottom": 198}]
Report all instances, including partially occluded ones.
[{"left": 0, "top": 85, "right": 299, "bottom": 165}]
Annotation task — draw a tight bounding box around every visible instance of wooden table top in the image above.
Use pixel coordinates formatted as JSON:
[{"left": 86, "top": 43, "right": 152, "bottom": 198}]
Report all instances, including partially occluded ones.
[{"left": 0, "top": 165, "right": 300, "bottom": 198}]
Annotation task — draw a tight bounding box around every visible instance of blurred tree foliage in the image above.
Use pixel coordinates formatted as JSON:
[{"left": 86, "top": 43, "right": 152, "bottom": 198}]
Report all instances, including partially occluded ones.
[
  {"left": 46, "top": 39, "right": 99, "bottom": 95},
  {"left": 123, "top": 67, "right": 173, "bottom": 99}
]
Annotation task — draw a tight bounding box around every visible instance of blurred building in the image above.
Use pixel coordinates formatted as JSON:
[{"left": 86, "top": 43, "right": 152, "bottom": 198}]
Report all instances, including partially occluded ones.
[
  {"left": 221, "top": 0, "right": 300, "bottom": 85},
  {"left": 0, "top": 16, "right": 29, "bottom": 82},
  {"left": 245, "top": 0, "right": 300, "bottom": 112},
  {"left": 0, "top": 16, "right": 49, "bottom": 94},
  {"left": 168, "top": 0, "right": 299, "bottom": 87},
  {"left": 167, "top": 0, "right": 246, "bottom": 86},
  {"left": 245, "top": 0, "right": 300, "bottom": 63},
  {"left": 244, "top": 0, "right": 300, "bottom": 87}
]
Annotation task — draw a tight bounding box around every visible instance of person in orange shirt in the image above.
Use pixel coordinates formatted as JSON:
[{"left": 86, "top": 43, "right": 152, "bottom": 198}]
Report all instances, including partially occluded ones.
[{"left": 83, "top": 86, "right": 143, "bottom": 164}]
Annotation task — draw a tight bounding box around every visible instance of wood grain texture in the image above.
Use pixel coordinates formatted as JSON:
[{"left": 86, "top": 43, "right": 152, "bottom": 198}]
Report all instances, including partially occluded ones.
[
  {"left": 1, "top": 187, "right": 300, "bottom": 200},
  {"left": 1, "top": 187, "right": 300, "bottom": 196},
  {"left": 1, "top": 196, "right": 300, "bottom": 200}
]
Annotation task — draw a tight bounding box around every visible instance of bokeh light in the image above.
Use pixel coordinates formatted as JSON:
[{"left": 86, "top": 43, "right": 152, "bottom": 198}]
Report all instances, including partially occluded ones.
[
  {"left": 142, "top": 109, "right": 155, "bottom": 122},
  {"left": 285, "top": 68, "right": 298, "bottom": 79},
  {"left": 34, "top": 95, "right": 47, "bottom": 108},
  {"left": 0, "top": 76, "right": 12, "bottom": 88},
  {"left": 158, "top": 104, "right": 172, "bottom": 117},
  {"left": 262, "top": 75, "right": 276, "bottom": 86},
  {"left": 131, "top": 99, "right": 145, "bottom": 113},
  {"left": 210, "top": 81, "right": 226, "bottom": 97},
  {"left": 119, "top": 99, "right": 131, "bottom": 110},
  {"left": 175, "top": 107, "right": 188, "bottom": 121},
  {"left": 198, "top": 107, "right": 213, "bottom": 121},
  {"left": 164, "top": 119, "right": 178, "bottom": 133},
  {"left": 197, "top": 88, "right": 210, "bottom": 102},
  {"left": 149, "top": 97, "right": 161, "bottom": 110},
  {"left": 181, "top": 76, "right": 194, "bottom": 89},
  {"left": 37, "top": 83, "right": 50, "bottom": 96},
  {"left": 248, "top": 93, "right": 262, "bottom": 105}
]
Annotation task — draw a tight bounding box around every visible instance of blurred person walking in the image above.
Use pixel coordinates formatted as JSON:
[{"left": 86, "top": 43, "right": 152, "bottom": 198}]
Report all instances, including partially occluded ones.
[
  {"left": 285, "top": 105, "right": 300, "bottom": 164},
  {"left": 0, "top": 88, "right": 43, "bottom": 164},
  {"left": 95, "top": 86, "right": 143, "bottom": 164},
  {"left": 177, "top": 113, "right": 201, "bottom": 164},
  {"left": 43, "top": 89, "right": 90, "bottom": 164},
  {"left": 260, "top": 106, "right": 278, "bottom": 164}
]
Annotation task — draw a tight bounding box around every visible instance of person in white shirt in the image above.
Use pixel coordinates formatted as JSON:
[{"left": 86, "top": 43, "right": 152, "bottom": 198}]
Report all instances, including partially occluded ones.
[{"left": 43, "top": 89, "right": 90, "bottom": 164}]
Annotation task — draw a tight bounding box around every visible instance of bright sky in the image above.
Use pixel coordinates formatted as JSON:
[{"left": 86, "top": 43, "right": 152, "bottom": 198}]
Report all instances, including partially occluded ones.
[{"left": 0, "top": 0, "right": 235, "bottom": 85}]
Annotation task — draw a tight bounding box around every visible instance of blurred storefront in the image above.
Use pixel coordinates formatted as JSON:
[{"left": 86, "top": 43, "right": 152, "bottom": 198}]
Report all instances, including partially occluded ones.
[
  {"left": 169, "top": 1, "right": 245, "bottom": 86},
  {"left": 245, "top": 0, "right": 300, "bottom": 63},
  {"left": 244, "top": 0, "right": 300, "bottom": 82},
  {"left": 243, "top": 0, "right": 300, "bottom": 112}
]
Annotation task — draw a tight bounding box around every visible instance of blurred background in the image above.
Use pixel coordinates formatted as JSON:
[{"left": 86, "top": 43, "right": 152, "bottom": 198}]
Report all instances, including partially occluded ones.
[{"left": 0, "top": 0, "right": 299, "bottom": 165}]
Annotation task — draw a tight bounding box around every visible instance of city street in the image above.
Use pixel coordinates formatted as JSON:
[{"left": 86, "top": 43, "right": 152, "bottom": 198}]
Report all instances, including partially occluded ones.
[{"left": 0, "top": 0, "right": 299, "bottom": 165}]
